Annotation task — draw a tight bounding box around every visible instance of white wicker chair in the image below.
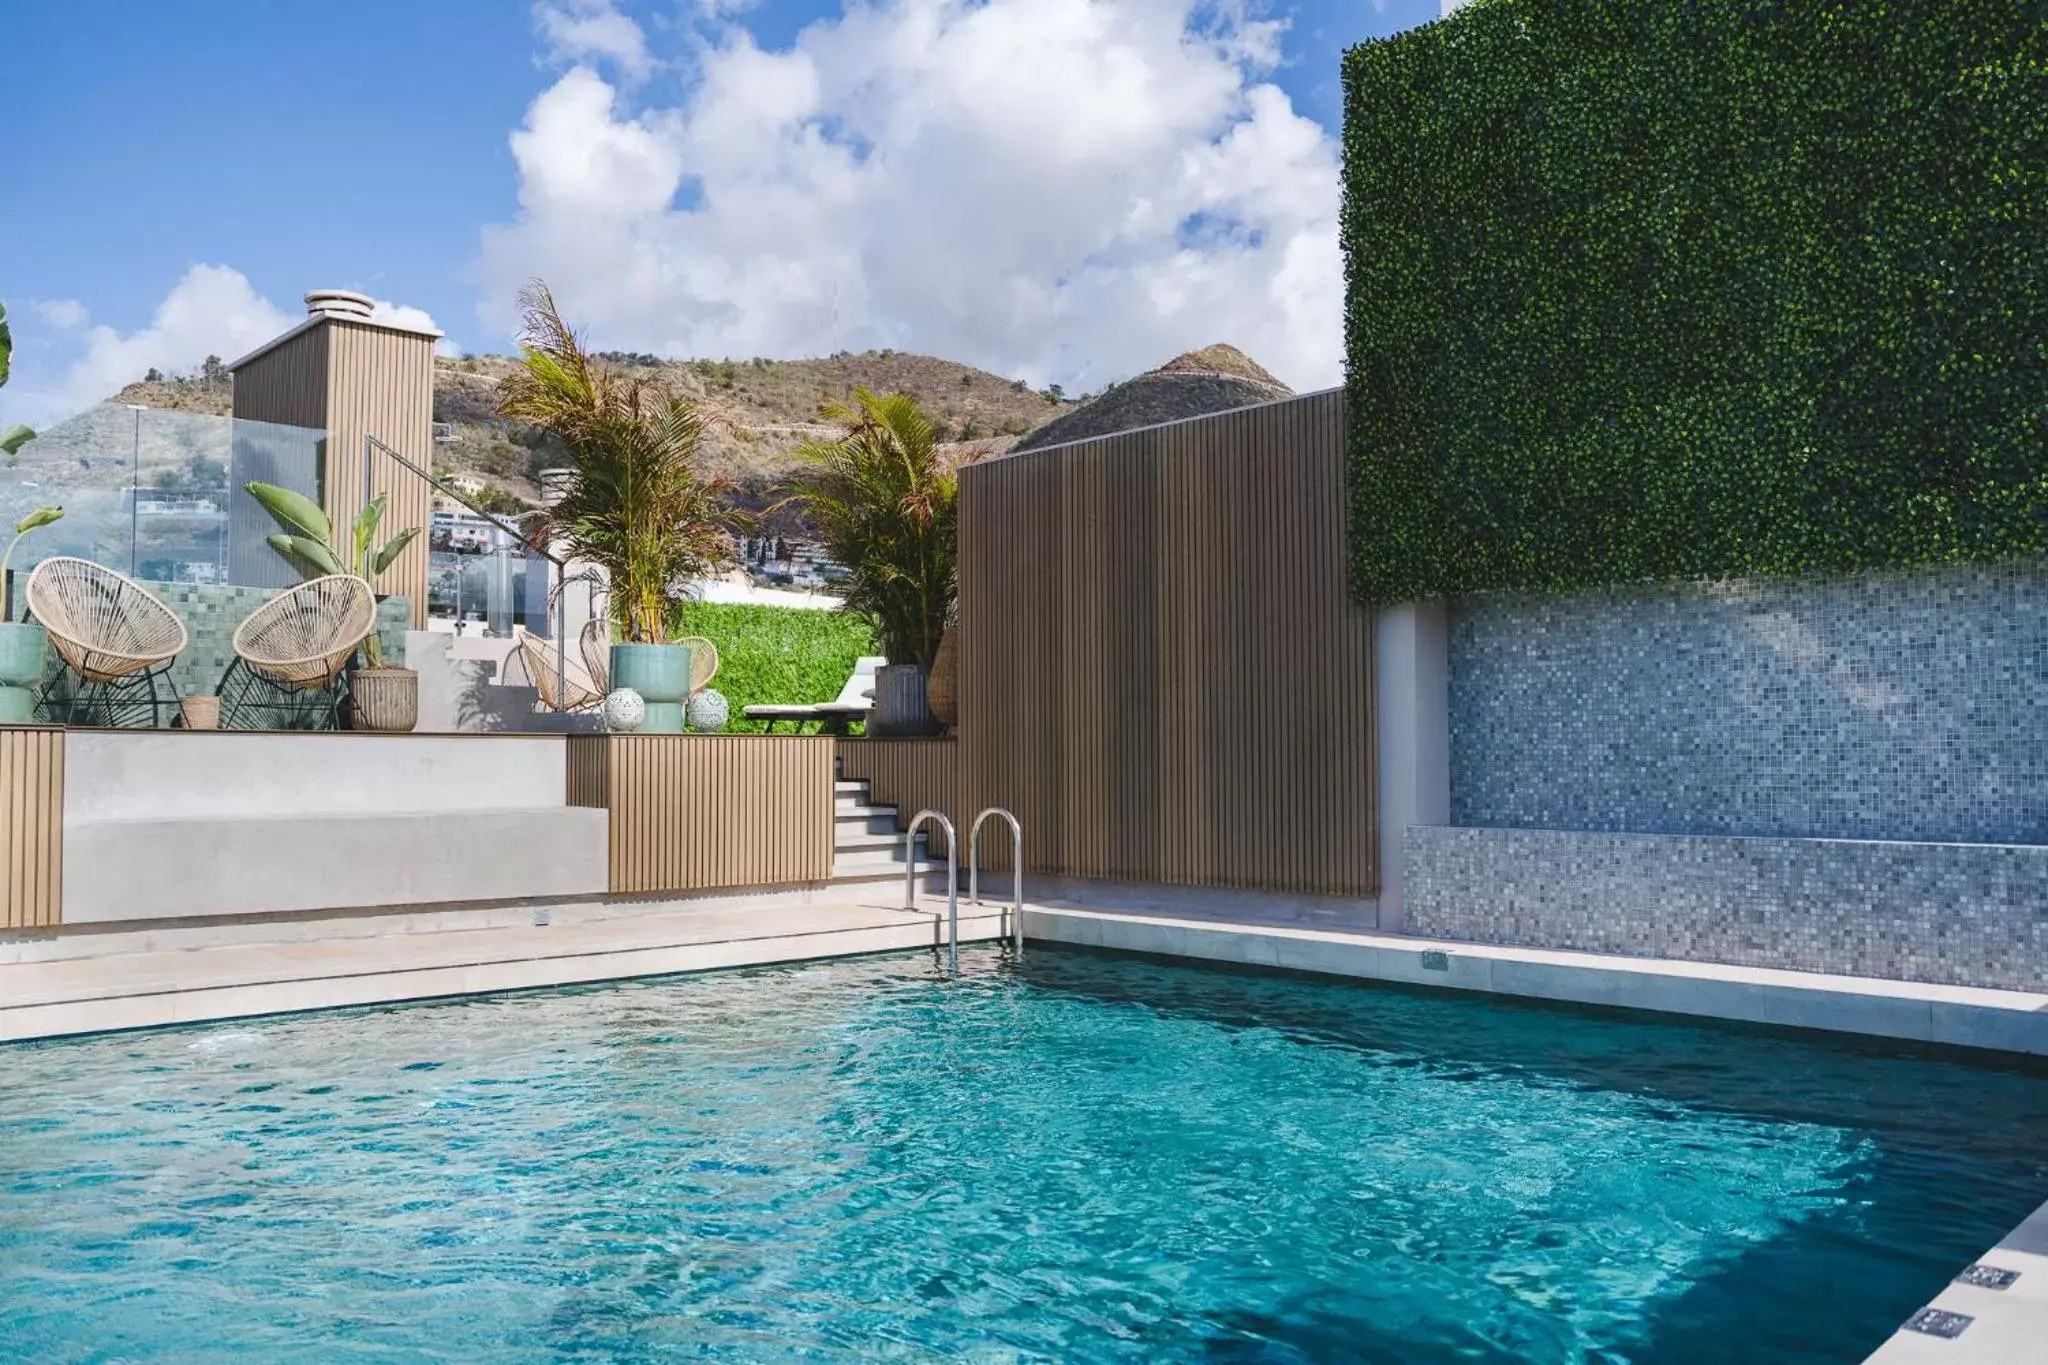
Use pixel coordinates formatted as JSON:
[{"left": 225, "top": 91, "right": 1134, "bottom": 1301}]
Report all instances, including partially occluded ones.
[
  {"left": 219, "top": 576, "right": 376, "bottom": 729},
  {"left": 25, "top": 556, "right": 189, "bottom": 726}
]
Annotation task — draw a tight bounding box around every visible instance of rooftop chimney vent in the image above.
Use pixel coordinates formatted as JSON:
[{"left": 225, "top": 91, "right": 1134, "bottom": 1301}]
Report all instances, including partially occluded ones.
[{"left": 304, "top": 289, "right": 375, "bottom": 320}]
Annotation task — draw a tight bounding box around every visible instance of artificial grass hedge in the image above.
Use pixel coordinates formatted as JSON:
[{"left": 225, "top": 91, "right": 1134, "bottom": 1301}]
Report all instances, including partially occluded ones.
[
  {"left": 674, "top": 600, "right": 877, "bottom": 733},
  {"left": 1341, "top": 0, "right": 2048, "bottom": 603}
]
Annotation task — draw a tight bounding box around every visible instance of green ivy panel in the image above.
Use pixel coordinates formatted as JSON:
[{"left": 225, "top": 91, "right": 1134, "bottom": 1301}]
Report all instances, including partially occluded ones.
[{"left": 1342, "top": 0, "right": 2048, "bottom": 602}]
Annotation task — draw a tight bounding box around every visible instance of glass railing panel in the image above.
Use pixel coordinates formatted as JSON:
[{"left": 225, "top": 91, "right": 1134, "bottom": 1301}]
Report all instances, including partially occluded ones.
[{"left": 0, "top": 404, "right": 322, "bottom": 589}]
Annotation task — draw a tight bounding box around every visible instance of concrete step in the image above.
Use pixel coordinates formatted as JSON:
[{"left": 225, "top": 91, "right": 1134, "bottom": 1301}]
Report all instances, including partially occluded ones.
[
  {"left": 831, "top": 810, "right": 897, "bottom": 834},
  {"left": 832, "top": 866, "right": 953, "bottom": 892},
  {"left": 834, "top": 780, "right": 870, "bottom": 796},
  {"left": 831, "top": 845, "right": 949, "bottom": 882},
  {"left": 836, "top": 793, "right": 895, "bottom": 816},
  {"left": 836, "top": 827, "right": 921, "bottom": 854}
]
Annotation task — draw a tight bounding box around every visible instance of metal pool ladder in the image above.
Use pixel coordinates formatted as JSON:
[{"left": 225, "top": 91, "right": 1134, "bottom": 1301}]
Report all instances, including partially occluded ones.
[
  {"left": 969, "top": 807, "right": 1024, "bottom": 956},
  {"left": 904, "top": 810, "right": 960, "bottom": 973}
]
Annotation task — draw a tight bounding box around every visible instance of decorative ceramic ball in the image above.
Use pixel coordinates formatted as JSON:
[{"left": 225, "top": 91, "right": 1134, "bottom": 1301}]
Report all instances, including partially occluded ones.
[
  {"left": 602, "top": 687, "right": 646, "bottom": 732},
  {"left": 687, "top": 687, "right": 730, "bottom": 733}
]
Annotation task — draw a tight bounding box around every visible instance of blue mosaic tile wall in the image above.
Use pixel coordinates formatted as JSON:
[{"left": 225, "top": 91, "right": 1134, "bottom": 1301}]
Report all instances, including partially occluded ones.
[
  {"left": 1448, "top": 559, "right": 2048, "bottom": 844},
  {"left": 1405, "top": 824, "right": 2048, "bottom": 993},
  {"left": 145, "top": 583, "right": 410, "bottom": 699}
]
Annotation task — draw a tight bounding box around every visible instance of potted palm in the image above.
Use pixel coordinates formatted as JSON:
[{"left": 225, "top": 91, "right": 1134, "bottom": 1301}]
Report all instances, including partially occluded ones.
[
  {"left": 497, "top": 284, "right": 733, "bottom": 734},
  {"left": 785, "top": 389, "right": 956, "bottom": 737},
  {"left": 245, "top": 481, "right": 422, "bottom": 731},
  {"left": 0, "top": 506, "right": 63, "bottom": 722}
]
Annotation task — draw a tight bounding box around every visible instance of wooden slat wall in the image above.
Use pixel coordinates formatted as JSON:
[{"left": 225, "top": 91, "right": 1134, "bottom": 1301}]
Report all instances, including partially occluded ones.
[
  {"left": 326, "top": 322, "right": 436, "bottom": 627},
  {"left": 231, "top": 317, "right": 437, "bottom": 627},
  {"left": 230, "top": 327, "right": 330, "bottom": 427},
  {"left": 568, "top": 735, "right": 835, "bottom": 894},
  {"left": 834, "top": 739, "right": 959, "bottom": 856},
  {"left": 0, "top": 728, "right": 64, "bottom": 929},
  {"left": 957, "top": 389, "right": 1378, "bottom": 896}
]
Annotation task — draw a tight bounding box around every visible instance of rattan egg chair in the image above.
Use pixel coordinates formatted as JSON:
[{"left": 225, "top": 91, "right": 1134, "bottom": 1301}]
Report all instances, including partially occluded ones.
[
  {"left": 25, "top": 556, "right": 189, "bottom": 727},
  {"left": 218, "top": 575, "right": 376, "bottom": 730},
  {"left": 578, "top": 616, "right": 611, "bottom": 696},
  {"left": 515, "top": 625, "right": 603, "bottom": 712},
  {"left": 679, "top": 635, "right": 719, "bottom": 695}
]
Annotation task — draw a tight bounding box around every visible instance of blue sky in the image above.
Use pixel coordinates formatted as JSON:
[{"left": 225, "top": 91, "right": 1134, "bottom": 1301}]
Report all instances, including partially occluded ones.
[{"left": 3, "top": 0, "right": 1440, "bottom": 426}]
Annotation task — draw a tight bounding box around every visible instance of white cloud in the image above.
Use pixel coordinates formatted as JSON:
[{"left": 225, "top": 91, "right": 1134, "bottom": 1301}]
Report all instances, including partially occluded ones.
[
  {"left": 3, "top": 267, "right": 456, "bottom": 426},
  {"left": 34, "top": 299, "right": 89, "bottom": 331},
  {"left": 536, "top": 0, "right": 655, "bottom": 83},
  {"left": 55, "top": 265, "right": 293, "bottom": 411},
  {"left": 369, "top": 299, "right": 462, "bottom": 356},
  {"left": 478, "top": 0, "right": 1342, "bottom": 392}
]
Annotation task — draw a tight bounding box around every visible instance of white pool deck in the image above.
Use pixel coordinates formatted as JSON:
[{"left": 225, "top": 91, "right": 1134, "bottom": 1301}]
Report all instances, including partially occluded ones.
[{"left": 4, "top": 885, "right": 2047, "bottom": 1360}]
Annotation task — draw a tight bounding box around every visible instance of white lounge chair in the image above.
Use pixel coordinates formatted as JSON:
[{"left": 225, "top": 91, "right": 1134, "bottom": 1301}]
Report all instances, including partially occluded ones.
[{"left": 744, "top": 655, "right": 884, "bottom": 734}]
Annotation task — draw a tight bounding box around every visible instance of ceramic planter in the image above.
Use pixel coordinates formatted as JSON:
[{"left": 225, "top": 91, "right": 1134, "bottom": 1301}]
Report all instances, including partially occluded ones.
[
  {"left": 349, "top": 667, "right": 419, "bottom": 733},
  {"left": 610, "top": 642, "right": 695, "bottom": 734},
  {"left": 868, "top": 663, "right": 939, "bottom": 738},
  {"left": 0, "top": 621, "right": 47, "bottom": 724}
]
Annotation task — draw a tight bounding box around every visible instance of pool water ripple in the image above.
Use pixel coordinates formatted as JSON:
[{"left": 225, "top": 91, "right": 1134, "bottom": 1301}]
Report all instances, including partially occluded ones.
[{"left": 3, "top": 947, "right": 2047, "bottom": 1362}]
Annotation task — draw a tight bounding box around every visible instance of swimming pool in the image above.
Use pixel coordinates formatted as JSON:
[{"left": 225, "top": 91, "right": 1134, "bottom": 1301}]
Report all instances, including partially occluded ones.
[{"left": 3, "top": 947, "right": 2044, "bottom": 1361}]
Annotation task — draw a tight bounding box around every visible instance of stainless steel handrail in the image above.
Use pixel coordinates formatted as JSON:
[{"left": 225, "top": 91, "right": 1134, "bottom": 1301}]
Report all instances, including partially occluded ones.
[
  {"left": 904, "top": 809, "right": 960, "bottom": 973},
  {"left": 969, "top": 807, "right": 1023, "bottom": 955}
]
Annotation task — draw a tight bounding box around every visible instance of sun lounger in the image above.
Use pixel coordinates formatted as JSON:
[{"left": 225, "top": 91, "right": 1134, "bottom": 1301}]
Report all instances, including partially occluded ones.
[{"left": 744, "top": 655, "right": 884, "bottom": 733}]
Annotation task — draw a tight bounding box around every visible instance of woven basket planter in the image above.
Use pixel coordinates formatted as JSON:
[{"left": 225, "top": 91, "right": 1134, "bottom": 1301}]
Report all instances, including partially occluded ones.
[{"left": 349, "top": 667, "right": 419, "bottom": 733}]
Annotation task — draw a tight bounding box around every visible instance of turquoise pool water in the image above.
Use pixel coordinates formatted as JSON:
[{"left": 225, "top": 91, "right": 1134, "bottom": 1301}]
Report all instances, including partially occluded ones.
[{"left": 4, "top": 948, "right": 2046, "bottom": 1362}]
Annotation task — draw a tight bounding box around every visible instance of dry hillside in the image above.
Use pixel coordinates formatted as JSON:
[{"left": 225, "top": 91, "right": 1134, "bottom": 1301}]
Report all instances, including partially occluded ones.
[
  {"left": 1009, "top": 343, "right": 1293, "bottom": 454},
  {"left": 110, "top": 340, "right": 1296, "bottom": 522},
  {"left": 117, "top": 349, "right": 1070, "bottom": 515}
]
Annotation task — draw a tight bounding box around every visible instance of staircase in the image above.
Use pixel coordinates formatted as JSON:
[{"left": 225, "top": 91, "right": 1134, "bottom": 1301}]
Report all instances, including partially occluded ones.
[{"left": 832, "top": 777, "right": 949, "bottom": 890}]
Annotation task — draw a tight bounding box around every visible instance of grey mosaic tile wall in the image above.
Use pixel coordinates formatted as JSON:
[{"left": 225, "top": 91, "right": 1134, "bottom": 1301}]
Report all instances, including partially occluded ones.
[
  {"left": 1449, "top": 559, "right": 2048, "bottom": 843},
  {"left": 145, "top": 583, "right": 410, "bottom": 699},
  {"left": 1406, "top": 825, "right": 2048, "bottom": 993}
]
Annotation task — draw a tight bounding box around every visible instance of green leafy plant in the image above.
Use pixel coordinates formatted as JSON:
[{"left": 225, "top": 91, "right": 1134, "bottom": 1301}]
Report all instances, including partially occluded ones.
[
  {"left": 0, "top": 506, "right": 65, "bottom": 616},
  {"left": 497, "top": 283, "right": 734, "bottom": 643},
  {"left": 0, "top": 303, "right": 36, "bottom": 462},
  {"left": 1341, "top": 0, "right": 2048, "bottom": 603},
  {"left": 782, "top": 388, "right": 956, "bottom": 668},
  {"left": 244, "top": 481, "right": 420, "bottom": 666}
]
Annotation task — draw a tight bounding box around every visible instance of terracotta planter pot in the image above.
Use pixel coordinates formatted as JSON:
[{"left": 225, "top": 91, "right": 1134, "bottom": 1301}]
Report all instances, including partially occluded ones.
[
  {"left": 926, "top": 629, "right": 958, "bottom": 730},
  {"left": 867, "top": 663, "right": 939, "bottom": 738},
  {"left": 179, "top": 695, "right": 221, "bottom": 730},
  {"left": 349, "top": 667, "right": 419, "bottom": 733}
]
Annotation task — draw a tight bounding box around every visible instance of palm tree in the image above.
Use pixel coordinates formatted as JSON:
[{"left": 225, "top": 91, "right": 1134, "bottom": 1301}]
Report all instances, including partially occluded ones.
[
  {"left": 785, "top": 388, "right": 957, "bottom": 668},
  {"left": 496, "top": 284, "right": 732, "bottom": 644}
]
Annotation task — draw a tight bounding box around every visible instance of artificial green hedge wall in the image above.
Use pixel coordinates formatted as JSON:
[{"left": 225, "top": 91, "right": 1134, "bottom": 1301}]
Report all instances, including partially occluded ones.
[
  {"left": 674, "top": 600, "right": 877, "bottom": 733},
  {"left": 1342, "top": 0, "right": 2048, "bottom": 603}
]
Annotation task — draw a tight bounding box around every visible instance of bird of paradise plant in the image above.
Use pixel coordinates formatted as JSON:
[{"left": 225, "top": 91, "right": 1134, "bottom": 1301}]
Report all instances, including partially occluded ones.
[{"left": 244, "top": 481, "right": 419, "bottom": 667}]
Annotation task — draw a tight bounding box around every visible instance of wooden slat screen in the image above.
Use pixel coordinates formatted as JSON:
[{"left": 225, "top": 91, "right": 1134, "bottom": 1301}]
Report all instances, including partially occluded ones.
[
  {"left": 834, "top": 739, "right": 959, "bottom": 856},
  {"left": 956, "top": 389, "right": 1377, "bottom": 896},
  {"left": 0, "top": 727, "right": 63, "bottom": 928},
  {"left": 567, "top": 735, "right": 834, "bottom": 894},
  {"left": 325, "top": 323, "right": 436, "bottom": 627}
]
